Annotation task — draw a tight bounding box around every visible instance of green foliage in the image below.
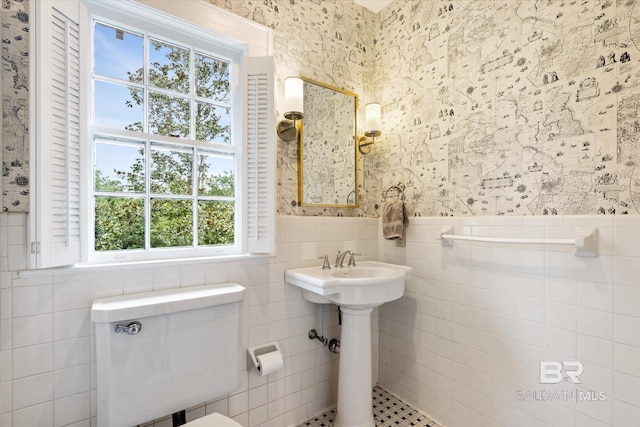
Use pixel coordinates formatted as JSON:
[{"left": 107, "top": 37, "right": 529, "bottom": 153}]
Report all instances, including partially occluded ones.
[
  {"left": 199, "top": 157, "right": 234, "bottom": 197},
  {"left": 148, "top": 92, "right": 190, "bottom": 138},
  {"left": 95, "top": 196, "right": 145, "bottom": 251},
  {"left": 150, "top": 149, "right": 193, "bottom": 195},
  {"left": 198, "top": 201, "right": 234, "bottom": 245},
  {"left": 95, "top": 37, "right": 236, "bottom": 252},
  {"left": 150, "top": 199, "right": 193, "bottom": 248}
]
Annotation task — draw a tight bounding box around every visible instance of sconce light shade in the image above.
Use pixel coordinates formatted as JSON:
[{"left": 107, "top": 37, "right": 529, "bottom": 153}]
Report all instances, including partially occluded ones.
[
  {"left": 283, "top": 77, "right": 304, "bottom": 121},
  {"left": 359, "top": 102, "right": 382, "bottom": 154},
  {"left": 278, "top": 77, "right": 304, "bottom": 141},
  {"left": 364, "top": 102, "right": 382, "bottom": 138}
]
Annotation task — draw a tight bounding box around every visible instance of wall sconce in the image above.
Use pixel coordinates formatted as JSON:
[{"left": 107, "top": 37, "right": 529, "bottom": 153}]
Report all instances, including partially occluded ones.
[
  {"left": 277, "top": 77, "right": 304, "bottom": 141},
  {"left": 358, "top": 102, "right": 381, "bottom": 154}
]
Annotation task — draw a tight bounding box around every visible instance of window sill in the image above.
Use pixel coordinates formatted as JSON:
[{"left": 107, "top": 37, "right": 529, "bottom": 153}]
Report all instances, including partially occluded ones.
[{"left": 17, "top": 252, "right": 275, "bottom": 277}]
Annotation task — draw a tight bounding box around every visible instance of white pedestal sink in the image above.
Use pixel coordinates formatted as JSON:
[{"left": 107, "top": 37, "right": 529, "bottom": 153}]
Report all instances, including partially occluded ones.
[{"left": 285, "top": 261, "right": 412, "bottom": 427}]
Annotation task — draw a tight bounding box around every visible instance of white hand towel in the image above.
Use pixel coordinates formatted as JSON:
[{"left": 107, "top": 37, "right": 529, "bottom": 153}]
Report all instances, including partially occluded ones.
[{"left": 382, "top": 200, "right": 407, "bottom": 240}]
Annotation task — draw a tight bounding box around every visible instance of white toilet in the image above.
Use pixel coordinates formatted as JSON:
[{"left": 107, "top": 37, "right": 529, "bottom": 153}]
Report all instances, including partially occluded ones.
[{"left": 91, "top": 283, "right": 246, "bottom": 427}]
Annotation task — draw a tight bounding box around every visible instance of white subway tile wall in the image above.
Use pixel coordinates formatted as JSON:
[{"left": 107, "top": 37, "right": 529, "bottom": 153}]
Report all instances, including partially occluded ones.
[
  {"left": 2, "top": 213, "right": 640, "bottom": 426},
  {"left": 0, "top": 214, "right": 379, "bottom": 427},
  {"left": 378, "top": 216, "right": 640, "bottom": 427}
]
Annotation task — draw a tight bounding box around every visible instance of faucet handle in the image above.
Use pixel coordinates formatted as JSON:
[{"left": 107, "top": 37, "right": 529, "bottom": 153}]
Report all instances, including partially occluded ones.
[
  {"left": 347, "top": 252, "right": 362, "bottom": 267},
  {"left": 318, "top": 255, "right": 331, "bottom": 270}
]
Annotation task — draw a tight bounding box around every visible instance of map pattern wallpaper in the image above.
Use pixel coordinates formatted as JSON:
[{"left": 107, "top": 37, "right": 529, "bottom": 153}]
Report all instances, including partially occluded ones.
[
  {"left": 3, "top": 0, "right": 640, "bottom": 218},
  {"left": 372, "top": 0, "right": 640, "bottom": 216},
  {"left": 1, "top": 0, "right": 29, "bottom": 212}
]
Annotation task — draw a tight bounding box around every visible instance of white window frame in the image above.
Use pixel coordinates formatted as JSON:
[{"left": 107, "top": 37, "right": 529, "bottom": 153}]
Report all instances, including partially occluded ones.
[
  {"left": 87, "top": 10, "right": 243, "bottom": 263},
  {"left": 29, "top": 0, "right": 275, "bottom": 269}
]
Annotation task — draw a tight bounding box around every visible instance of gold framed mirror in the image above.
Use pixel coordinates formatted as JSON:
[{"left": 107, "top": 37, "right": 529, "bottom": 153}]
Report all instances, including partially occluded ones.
[{"left": 298, "top": 78, "right": 359, "bottom": 208}]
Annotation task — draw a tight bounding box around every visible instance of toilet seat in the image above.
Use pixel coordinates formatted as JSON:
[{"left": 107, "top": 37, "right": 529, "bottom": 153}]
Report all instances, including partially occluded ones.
[{"left": 184, "top": 413, "right": 242, "bottom": 427}]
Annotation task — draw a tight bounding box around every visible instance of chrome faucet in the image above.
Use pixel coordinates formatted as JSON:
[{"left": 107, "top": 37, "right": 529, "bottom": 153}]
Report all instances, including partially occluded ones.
[{"left": 334, "top": 250, "right": 357, "bottom": 268}]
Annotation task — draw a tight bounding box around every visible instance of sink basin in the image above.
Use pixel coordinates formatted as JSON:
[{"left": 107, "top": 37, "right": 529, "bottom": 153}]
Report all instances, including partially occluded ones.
[
  {"left": 330, "top": 266, "right": 396, "bottom": 279},
  {"left": 285, "top": 260, "right": 412, "bottom": 307}
]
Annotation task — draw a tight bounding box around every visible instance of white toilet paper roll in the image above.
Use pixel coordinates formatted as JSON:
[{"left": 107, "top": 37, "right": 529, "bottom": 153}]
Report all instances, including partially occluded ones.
[{"left": 256, "top": 350, "right": 283, "bottom": 376}]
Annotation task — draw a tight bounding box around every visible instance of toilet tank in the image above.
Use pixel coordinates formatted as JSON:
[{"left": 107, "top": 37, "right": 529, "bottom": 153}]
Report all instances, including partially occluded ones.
[{"left": 91, "top": 283, "right": 245, "bottom": 427}]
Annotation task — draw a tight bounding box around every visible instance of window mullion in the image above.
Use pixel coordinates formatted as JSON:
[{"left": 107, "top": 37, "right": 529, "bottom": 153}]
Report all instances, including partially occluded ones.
[
  {"left": 144, "top": 32, "right": 149, "bottom": 135},
  {"left": 148, "top": 193, "right": 193, "bottom": 200},
  {"left": 190, "top": 47, "right": 199, "bottom": 249},
  {"left": 143, "top": 32, "right": 151, "bottom": 252},
  {"left": 145, "top": 138, "right": 151, "bottom": 252},
  {"left": 93, "top": 74, "right": 145, "bottom": 90},
  {"left": 190, "top": 46, "right": 196, "bottom": 140},
  {"left": 192, "top": 146, "right": 198, "bottom": 249},
  {"left": 94, "top": 191, "right": 145, "bottom": 199}
]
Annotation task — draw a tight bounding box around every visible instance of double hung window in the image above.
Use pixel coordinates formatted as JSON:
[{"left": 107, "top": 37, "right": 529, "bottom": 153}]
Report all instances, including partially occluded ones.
[
  {"left": 91, "top": 20, "right": 238, "bottom": 259},
  {"left": 30, "top": 0, "right": 274, "bottom": 268}
]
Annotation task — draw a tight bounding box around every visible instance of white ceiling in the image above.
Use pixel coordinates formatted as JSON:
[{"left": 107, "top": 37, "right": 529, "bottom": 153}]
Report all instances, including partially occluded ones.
[{"left": 353, "top": 0, "right": 393, "bottom": 13}]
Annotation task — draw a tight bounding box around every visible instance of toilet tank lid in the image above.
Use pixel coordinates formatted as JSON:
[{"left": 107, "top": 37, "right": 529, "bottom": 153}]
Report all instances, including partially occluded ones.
[{"left": 90, "top": 283, "right": 245, "bottom": 323}]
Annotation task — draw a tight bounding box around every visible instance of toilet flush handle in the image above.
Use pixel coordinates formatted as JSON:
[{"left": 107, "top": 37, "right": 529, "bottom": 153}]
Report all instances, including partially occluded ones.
[{"left": 115, "top": 321, "right": 142, "bottom": 335}]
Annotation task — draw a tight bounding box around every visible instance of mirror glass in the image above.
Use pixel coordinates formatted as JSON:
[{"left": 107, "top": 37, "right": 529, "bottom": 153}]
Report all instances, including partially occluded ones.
[{"left": 298, "top": 78, "right": 358, "bottom": 207}]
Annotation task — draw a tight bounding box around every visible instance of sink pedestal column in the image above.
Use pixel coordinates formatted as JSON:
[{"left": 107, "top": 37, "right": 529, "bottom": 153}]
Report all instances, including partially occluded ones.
[{"left": 334, "top": 306, "right": 374, "bottom": 427}]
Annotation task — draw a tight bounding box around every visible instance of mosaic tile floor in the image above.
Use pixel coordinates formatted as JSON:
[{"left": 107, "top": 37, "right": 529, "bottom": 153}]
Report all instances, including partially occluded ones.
[{"left": 298, "top": 386, "right": 440, "bottom": 427}]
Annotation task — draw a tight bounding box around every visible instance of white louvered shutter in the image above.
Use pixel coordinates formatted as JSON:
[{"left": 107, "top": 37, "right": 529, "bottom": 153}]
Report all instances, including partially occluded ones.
[
  {"left": 30, "top": 0, "right": 82, "bottom": 268},
  {"left": 245, "top": 56, "right": 275, "bottom": 254}
]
